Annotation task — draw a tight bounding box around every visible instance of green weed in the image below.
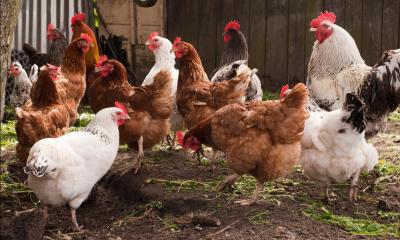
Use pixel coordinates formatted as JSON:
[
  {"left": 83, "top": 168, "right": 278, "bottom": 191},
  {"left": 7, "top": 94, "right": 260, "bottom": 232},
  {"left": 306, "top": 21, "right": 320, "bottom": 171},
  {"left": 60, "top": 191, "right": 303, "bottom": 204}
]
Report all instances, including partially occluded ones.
[
  {"left": 0, "top": 121, "right": 17, "bottom": 150},
  {"left": 247, "top": 210, "right": 269, "bottom": 225},
  {"left": 262, "top": 91, "right": 279, "bottom": 101}
]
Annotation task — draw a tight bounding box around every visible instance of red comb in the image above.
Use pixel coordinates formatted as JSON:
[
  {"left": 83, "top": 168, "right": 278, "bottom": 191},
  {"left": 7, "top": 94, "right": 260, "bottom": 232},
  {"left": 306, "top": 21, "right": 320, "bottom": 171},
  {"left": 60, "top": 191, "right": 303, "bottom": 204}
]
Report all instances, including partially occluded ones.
[
  {"left": 224, "top": 20, "right": 240, "bottom": 32},
  {"left": 47, "top": 23, "right": 55, "bottom": 32},
  {"left": 96, "top": 55, "right": 108, "bottom": 67},
  {"left": 147, "top": 32, "right": 159, "bottom": 41},
  {"left": 71, "top": 12, "right": 86, "bottom": 25},
  {"left": 115, "top": 102, "right": 128, "bottom": 115},
  {"left": 310, "top": 11, "right": 336, "bottom": 28},
  {"left": 80, "top": 33, "right": 93, "bottom": 45},
  {"left": 176, "top": 131, "right": 185, "bottom": 147},
  {"left": 279, "top": 84, "right": 289, "bottom": 100},
  {"left": 46, "top": 64, "right": 59, "bottom": 71},
  {"left": 173, "top": 36, "right": 181, "bottom": 48}
]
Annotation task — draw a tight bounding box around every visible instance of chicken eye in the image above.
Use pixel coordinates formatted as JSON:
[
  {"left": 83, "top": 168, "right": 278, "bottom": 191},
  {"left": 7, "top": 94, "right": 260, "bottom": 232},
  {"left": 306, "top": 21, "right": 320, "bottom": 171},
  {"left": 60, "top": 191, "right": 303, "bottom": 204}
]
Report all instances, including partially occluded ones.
[
  {"left": 154, "top": 39, "right": 158, "bottom": 42},
  {"left": 51, "top": 168, "right": 57, "bottom": 172},
  {"left": 338, "top": 129, "right": 346, "bottom": 134}
]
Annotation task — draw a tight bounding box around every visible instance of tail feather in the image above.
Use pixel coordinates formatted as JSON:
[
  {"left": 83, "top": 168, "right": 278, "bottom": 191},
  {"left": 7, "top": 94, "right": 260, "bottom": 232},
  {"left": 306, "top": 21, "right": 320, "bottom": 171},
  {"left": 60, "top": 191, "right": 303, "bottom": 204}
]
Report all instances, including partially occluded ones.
[
  {"left": 282, "top": 83, "right": 308, "bottom": 109},
  {"left": 23, "top": 43, "right": 39, "bottom": 58}
]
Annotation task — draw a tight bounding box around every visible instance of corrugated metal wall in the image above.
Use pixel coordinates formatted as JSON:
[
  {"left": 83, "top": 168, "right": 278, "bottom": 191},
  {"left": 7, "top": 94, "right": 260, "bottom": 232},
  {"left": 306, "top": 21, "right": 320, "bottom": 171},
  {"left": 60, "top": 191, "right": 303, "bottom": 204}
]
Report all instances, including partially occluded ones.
[{"left": 12, "top": 0, "right": 84, "bottom": 52}]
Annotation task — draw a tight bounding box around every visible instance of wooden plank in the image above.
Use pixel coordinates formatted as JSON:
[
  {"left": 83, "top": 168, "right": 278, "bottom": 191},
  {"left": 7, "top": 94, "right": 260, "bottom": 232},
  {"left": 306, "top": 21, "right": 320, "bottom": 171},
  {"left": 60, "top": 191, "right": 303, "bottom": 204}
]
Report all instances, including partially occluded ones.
[
  {"left": 166, "top": 0, "right": 180, "bottom": 39},
  {"left": 46, "top": 0, "right": 51, "bottom": 51},
  {"left": 381, "top": 0, "right": 400, "bottom": 51},
  {"left": 288, "top": 0, "right": 307, "bottom": 84},
  {"left": 74, "top": 0, "right": 79, "bottom": 13},
  {"left": 197, "top": 0, "right": 217, "bottom": 75},
  {"left": 324, "top": 0, "right": 346, "bottom": 26},
  {"left": 180, "top": 0, "right": 199, "bottom": 48},
  {"left": 37, "top": 0, "right": 42, "bottom": 50},
  {"left": 21, "top": 0, "right": 26, "bottom": 44},
  {"left": 305, "top": 0, "right": 323, "bottom": 79},
  {"left": 249, "top": 0, "right": 266, "bottom": 87},
  {"left": 265, "top": 0, "right": 289, "bottom": 91},
  {"left": 56, "top": 0, "right": 61, "bottom": 28},
  {"left": 362, "top": 0, "right": 382, "bottom": 66},
  {"left": 344, "top": 0, "right": 363, "bottom": 48},
  {"left": 215, "top": 0, "right": 234, "bottom": 63},
  {"left": 233, "top": 0, "right": 250, "bottom": 41},
  {"left": 64, "top": 0, "right": 69, "bottom": 41}
]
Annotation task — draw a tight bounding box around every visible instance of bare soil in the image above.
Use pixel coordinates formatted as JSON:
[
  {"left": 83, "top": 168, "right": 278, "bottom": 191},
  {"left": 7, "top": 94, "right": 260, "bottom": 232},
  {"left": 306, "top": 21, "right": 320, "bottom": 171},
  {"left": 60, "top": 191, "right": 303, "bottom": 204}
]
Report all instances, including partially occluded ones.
[{"left": 1, "top": 122, "right": 399, "bottom": 240}]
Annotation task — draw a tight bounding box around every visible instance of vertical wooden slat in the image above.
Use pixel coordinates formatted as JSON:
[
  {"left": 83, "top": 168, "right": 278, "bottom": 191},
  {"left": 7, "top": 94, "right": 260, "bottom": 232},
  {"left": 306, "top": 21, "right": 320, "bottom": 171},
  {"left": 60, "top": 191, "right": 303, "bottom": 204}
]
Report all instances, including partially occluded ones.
[
  {"left": 37, "top": 0, "right": 42, "bottom": 51},
  {"left": 324, "top": 0, "right": 346, "bottom": 26},
  {"left": 265, "top": 0, "right": 289, "bottom": 91},
  {"left": 166, "top": 0, "right": 180, "bottom": 40},
  {"left": 197, "top": 0, "right": 217, "bottom": 75},
  {"left": 288, "top": 0, "right": 307, "bottom": 84},
  {"left": 344, "top": 0, "right": 363, "bottom": 48},
  {"left": 46, "top": 0, "right": 51, "bottom": 51},
  {"left": 215, "top": 0, "right": 234, "bottom": 64},
  {"left": 362, "top": 0, "right": 383, "bottom": 66},
  {"left": 56, "top": 0, "right": 61, "bottom": 28},
  {"left": 74, "top": 0, "right": 79, "bottom": 13},
  {"left": 21, "top": 0, "right": 27, "bottom": 44},
  {"left": 233, "top": 0, "right": 250, "bottom": 42},
  {"left": 381, "top": 0, "right": 400, "bottom": 52},
  {"left": 28, "top": 0, "right": 33, "bottom": 44},
  {"left": 249, "top": 0, "right": 266, "bottom": 85},
  {"left": 305, "top": 0, "right": 323, "bottom": 79},
  {"left": 181, "top": 0, "right": 199, "bottom": 48},
  {"left": 64, "top": 0, "right": 69, "bottom": 41}
]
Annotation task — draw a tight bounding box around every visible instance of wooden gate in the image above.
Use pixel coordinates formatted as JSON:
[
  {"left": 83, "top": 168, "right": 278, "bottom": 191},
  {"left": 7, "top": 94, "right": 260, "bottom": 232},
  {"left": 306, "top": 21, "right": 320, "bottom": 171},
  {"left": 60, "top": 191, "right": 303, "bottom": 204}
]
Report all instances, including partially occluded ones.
[
  {"left": 166, "top": 0, "right": 400, "bottom": 91},
  {"left": 13, "top": 0, "right": 95, "bottom": 53}
]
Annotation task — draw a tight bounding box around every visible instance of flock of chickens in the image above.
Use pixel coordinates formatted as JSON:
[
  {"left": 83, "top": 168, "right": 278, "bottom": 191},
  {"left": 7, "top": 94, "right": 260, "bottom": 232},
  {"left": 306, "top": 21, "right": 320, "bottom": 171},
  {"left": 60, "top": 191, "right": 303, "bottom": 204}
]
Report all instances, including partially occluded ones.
[{"left": 5, "top": 11, "right": 400, "bottom": 231}]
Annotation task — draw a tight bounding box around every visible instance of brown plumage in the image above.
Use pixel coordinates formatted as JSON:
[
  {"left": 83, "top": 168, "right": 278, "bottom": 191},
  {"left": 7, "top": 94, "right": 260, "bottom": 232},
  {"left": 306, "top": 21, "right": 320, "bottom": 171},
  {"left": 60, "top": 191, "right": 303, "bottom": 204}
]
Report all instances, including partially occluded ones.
[
  {"left": 174, "top": 40, "right": 251, "bottom": 130},
  {"left": 182, "top": 83, "right": 309, "bottom": 205},
  {"left": 15, "top": 66, "right": 69, "bottom": 163},
  {"left": 88, "top": 59, "right": 173, "bottom": 173}
]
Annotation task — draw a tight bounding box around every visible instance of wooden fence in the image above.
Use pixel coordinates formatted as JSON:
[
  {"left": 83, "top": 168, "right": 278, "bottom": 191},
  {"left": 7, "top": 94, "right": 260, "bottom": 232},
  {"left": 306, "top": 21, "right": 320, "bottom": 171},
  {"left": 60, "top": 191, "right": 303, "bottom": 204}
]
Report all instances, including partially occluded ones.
[
  {"left": 12, "top": 0, "right": 94, "bottom": 53},
  {"left": 166, "top": 0, "right": 400, "bottom": 91}
]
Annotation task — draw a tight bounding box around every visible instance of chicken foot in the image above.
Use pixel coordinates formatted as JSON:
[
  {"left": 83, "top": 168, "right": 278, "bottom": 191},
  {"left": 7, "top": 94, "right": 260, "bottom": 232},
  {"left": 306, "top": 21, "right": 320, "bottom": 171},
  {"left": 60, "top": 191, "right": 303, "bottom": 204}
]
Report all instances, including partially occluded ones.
[
  {"left": 234, "top": 181, "right": 264, "bottom": 206},
  {"left": 70, "top": 208, "right": 83, "bottom": 232},
  {"left": 133, "top": 136, "right": 144, "bottom": 174},
  {"left": 349, "top": 170, "right": 361, "bottom": 202},
  {"left": 218, "top": 173, "right": 240, "bottom": 191}
]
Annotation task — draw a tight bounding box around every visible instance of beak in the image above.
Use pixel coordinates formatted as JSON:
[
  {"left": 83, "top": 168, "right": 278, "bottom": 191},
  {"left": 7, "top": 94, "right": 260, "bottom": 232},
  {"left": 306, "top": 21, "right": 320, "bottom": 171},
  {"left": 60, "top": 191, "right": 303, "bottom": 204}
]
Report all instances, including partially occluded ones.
[
  {"left": 94, "top": 66, "right": 102, "bottom": 73},
  {"left": 88, "top": 43, "right": 94, "bottom": 48},
  {"left": 170, "top": 47, "right": 175, "bottom": 53},
  {"left": 145, "top": 40, "right": 151, "bottom": 46},
  {"left": 309, "top": 27, "right": 317, "bottom": 32},
  {"left": 122, "top": 114, "right": 130, "bottom": 120}
]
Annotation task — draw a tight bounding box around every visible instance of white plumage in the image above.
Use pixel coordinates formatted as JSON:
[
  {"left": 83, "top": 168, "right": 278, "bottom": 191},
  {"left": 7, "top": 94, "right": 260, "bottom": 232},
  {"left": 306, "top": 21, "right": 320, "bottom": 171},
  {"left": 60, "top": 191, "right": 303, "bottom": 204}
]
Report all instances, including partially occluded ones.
[
  {"left": 25, "top": 106, "right": 129, "bottom": 230},
  {"left": 300, "top": 94, "right": 378, "bottom": 201}
]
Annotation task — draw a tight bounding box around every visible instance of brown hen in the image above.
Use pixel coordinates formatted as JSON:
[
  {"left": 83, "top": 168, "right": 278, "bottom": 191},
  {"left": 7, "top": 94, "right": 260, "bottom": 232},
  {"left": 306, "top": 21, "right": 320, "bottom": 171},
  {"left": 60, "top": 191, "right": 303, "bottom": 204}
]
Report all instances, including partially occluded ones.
[
  {"left": 180, "top": 83, "right": 309, "bottom": 205},
  {"left": 88, "top": 57, "right": 173, "bottom": 173}
]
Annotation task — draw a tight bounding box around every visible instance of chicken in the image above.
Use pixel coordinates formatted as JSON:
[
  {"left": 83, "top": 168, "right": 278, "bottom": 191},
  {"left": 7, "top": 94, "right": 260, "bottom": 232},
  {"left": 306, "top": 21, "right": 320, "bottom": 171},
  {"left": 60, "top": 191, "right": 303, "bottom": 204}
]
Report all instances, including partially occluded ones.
[
  {"left": 24, "top": 104, "right": 129, "bottom": 231},
  {"left": 142, "top": 32, "right": 182, "bottom": 147},
  {"left": 88, "top": 57, "right": 173, "bottom": 173},
  {"left": 23, "top": 23, "right": 68, "bottom": 67},
  {"left": 173, "top": 38, "right": 252, "bottom": 130},
  {"left": 71, "top": 12, "right": 100, "bottom": 75},
  {"left": 178, "top": 83, "right": 309, "bottom": 205},
  {"left": 307, "top": 11, "right": 400, "bottom": 137},
  {"left": 15, "top": 65, "right": 70, "bottom": 163},
  {"left": 9, "top": 62, "right": 32, "bottom": 108},
  {"left": 29, "top": 64, "right": 39, "bottom": 83},
  {"left": 210, "top": 20, "right": 263, "bottom": 101},
  {"left": 55, "top": 33, "right": 93, "bottom": 125},
  {"left": 300, "top": 93, "right": 378, "bottom": 202}
]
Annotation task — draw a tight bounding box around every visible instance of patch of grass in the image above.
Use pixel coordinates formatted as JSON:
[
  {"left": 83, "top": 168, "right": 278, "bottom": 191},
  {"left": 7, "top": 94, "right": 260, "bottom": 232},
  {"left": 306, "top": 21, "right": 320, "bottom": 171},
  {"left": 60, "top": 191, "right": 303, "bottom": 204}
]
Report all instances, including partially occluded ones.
[
  {"left": 146, "top": 178, "right": 221, "bottom": 193},
  {"left": 0, "top": 163, "right": 33, "bottom": 207},
  {"left": 378, "top": 210, "right": 400, "bottom": 220},
  {"left": 262, "top": 91, "right": 279, "bottom": 101},
  {"left": 113, "top": 201, "right": 163, "bottom": 226},
  {"left": 247, "top": 210, "right": 269, "bottom": 225},
  {"left": 387, "top": 109, "right": 400, "bottom": 123},
  {"left": 0, "top": 120, "right": 17, "bottom": 150},
  {"left": 69, "top": 112, "right": 95, "bottom": 132},
  {"left": 304, "top": 203, "right": 400, "bottom": 237},
  {"left": 157, "top": 216, "right": 181, "bottom": 232}
]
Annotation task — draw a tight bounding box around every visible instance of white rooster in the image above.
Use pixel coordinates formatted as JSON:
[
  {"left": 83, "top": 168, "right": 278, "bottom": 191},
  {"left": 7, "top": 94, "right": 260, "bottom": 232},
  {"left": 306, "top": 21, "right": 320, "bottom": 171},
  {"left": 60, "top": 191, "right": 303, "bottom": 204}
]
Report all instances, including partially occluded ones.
[
  {"left": 9, "top": 62, "right": 32, "bottom": 108},
  {"left": 24, "top": 103, "right": 130, "bottom": 231},
  {"left": 142, "top": 32, "right": 183, "bottom": 147},
  {"left": 307, "top": 11, "right": 400, "bottom": 137},
  {"left": 300, "top": 93, "right": 378, "bottom": 202}
]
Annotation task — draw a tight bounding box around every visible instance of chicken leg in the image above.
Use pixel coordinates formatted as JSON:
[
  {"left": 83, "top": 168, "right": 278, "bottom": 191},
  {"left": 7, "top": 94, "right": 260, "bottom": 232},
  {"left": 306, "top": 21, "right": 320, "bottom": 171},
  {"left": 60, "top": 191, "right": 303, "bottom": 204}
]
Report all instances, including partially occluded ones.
[
  {"left": 218, "top": 173, "right": 240, "bottom": 191},
  {"left": 133, "top": 136, "right": 144, "bottom": 174},
  {"left": 323, "top": 184, "right": 332, "bottom": 203},
  {"left": 70, "top": 207, "right": 83, "bottom": 232},
  {"left": 349, "top": 170, "right": 360, "bottom": 202},
  {"left": 166, "top": 133, "right": 176, "bottom": 150},
  {"left": 235, "top": 181, "right": 264, "bottom": 206}
]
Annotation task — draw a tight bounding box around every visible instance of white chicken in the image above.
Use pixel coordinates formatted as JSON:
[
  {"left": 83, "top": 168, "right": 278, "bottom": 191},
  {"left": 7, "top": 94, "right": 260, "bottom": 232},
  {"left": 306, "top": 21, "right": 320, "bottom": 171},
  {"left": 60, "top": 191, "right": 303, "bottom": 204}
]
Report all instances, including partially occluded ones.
[
  {"left": 307, "top": 11, "right": 400, "bottom": 137},
  {"left": 24, "top": 103, "right": 130, "bottom": 231},
  {"left": 142, "top": 32, "right": 183, "bottom": 147},
  {"left": 29, "top": 64, "right": 39, "bottom": 83},
  {"left": 9, "top": 62, "right": 32, "bottom": 108},
  {"left": 300, "top": 93, "right": 378, "bottom": 202}
]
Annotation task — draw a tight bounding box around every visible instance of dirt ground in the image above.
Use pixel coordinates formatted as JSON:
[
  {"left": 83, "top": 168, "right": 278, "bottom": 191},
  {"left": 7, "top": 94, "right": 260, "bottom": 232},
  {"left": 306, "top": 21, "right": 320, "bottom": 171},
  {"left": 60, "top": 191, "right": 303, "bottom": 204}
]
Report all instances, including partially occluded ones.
[{"left": 0, "top": 120, "right": 399, "bottom": 240}]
